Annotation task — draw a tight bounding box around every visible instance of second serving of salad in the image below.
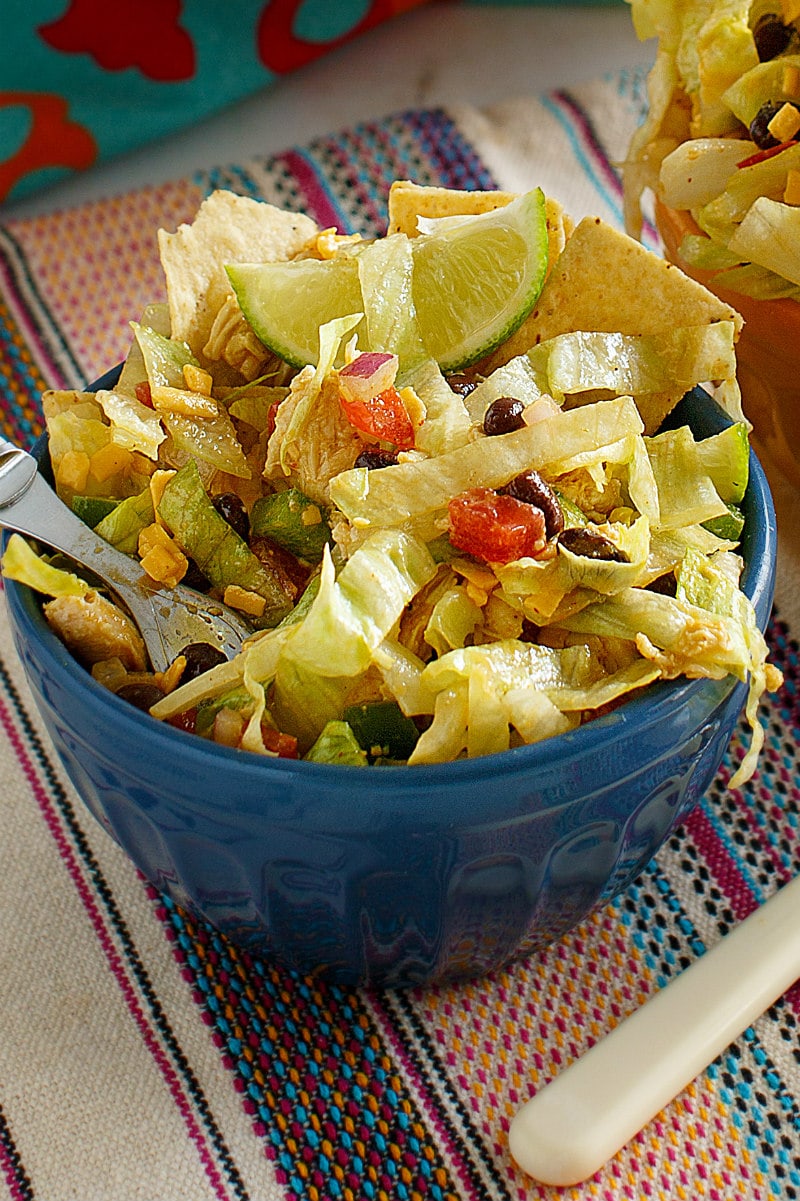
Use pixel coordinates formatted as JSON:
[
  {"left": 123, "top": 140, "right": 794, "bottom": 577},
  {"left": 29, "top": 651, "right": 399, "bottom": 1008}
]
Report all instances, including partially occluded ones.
[
  {"left": 1, "top": 180, "right": 782, "bottom": 778},
  {"left": 624, "top": 0, "right": 800, "bottom": 298}
]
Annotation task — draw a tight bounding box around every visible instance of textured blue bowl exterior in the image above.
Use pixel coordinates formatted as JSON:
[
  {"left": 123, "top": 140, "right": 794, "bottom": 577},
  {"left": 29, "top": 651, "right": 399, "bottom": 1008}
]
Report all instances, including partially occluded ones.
[{"left": 3, "top": 388, "right": 777, "bottom": 987}]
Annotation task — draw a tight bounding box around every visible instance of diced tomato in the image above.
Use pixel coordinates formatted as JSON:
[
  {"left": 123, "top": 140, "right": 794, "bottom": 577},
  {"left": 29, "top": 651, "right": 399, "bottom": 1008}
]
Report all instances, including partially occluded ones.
[
  {"left": 135, "top": 381, "right": 154, "bottom": 408},
  {"left": 261, "top": 723, "right": 299, "bottom": 759},
  {"left": 737, "top": 140, "right": 797, "bottom": 169},
  {"left": 339, "top": 385, "right": 414, "bottom": 450},
  {"left": 168, "top": 707, "right": 197, "bottom": 734},
  {"left": 448, "top": 487, "right": 547, "bottom": 564}
]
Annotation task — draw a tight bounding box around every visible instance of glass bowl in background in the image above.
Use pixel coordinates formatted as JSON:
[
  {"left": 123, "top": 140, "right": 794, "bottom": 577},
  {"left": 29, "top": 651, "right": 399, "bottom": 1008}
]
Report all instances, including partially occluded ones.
[{"left": 656, "top": 198, "right": 800, "bottom": 491}]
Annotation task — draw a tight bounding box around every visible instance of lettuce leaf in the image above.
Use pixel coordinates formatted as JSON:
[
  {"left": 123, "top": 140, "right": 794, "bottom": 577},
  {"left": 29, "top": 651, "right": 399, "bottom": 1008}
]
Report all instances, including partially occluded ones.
[
  {"left": 132, "top": 321, "right": 198, "bottom": 388},
  {"left": 527, "top": 323, "right": 737, "bottom": 401},
  {"left": 495, "top": 516, "right": 651, "bottom": 621},
  {"left": 280, "top": 530, "right": 437, "bottom": 678},
  {"left": 96, "top": 389, "right": 166, "bottom": 460},
  {"left": 1, "top": 533, "right": 91, "bottom": 598},
  {"left": 402, "top": 357, "right": 473, "bottom": 456},
  {"left": 157, "top": 459, "right": 292, "bottom": 623},
  {"left": 304, "top": 721, "right": 369, "bottom": 765},
  {"left": 646, "top": 425, "right": 728, "bottom": 529},
  {"left": 279, "top": 312, "right": 363, "bottom": 473}
]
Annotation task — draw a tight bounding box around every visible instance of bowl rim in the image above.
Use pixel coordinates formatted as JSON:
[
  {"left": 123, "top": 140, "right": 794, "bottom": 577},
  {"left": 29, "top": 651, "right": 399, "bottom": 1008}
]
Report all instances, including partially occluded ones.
[{"left": 3, "top": 379, "right": 777, "bottom": 791}]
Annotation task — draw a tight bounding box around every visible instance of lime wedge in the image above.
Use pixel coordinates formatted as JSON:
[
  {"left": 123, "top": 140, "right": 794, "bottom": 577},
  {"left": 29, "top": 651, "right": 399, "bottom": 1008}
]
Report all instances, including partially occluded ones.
[
  {"left": 410, "top": 188, "right": 549, "bottom": 371},
  {"left": 226, "top": 188, "right": 549, "bottom": 373},
  {"left": 226, "top": 253, "right": 364, "bottom": 369}
]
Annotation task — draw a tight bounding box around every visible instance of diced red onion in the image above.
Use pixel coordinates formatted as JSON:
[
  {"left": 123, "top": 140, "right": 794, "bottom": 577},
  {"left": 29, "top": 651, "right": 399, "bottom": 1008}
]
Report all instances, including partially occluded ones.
[{"left": 338, "top": 352, "right": 398, "bottom": 403}]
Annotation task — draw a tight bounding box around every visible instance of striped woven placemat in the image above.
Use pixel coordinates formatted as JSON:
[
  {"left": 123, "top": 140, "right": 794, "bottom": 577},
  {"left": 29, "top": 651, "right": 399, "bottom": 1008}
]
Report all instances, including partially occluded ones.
[{"left": 2, "top": 75, "right": 800, "bottom": 1201}]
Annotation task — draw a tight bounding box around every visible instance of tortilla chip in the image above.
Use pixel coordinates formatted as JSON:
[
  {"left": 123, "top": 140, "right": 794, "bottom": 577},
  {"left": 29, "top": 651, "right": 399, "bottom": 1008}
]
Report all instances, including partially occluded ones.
[
  {"left": 158, "top": 190, "right": 318, "bottom": 360},
  {"left": 483, "top": 216, "right": 743, "bottom": 371},
  {"left": 387, "top": 179, "right": 571, "bottom": 278},
  {"left": 387, "top": 180, "right": 519, "bottom": 234}
]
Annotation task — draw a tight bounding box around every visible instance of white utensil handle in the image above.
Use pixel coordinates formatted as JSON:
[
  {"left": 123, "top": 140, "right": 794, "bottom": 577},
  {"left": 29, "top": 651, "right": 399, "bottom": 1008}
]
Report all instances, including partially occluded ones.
[{"left": 510, "top": 873, "right": 800, "bottom": 1188}]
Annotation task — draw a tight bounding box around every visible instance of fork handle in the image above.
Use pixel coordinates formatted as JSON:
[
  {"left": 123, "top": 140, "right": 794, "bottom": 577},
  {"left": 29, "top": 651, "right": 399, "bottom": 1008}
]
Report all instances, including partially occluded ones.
[
  {"left": 0, "top": 444, "right": 146, "bottom": 592},
  {"left": 509, "top": 873, "right": 800, "bottom": 1187}
]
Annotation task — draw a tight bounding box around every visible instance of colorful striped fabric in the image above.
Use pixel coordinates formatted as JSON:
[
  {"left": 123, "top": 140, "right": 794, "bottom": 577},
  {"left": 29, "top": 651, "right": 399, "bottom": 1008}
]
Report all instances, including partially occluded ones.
[{"left": 2, "top": 74, "right": 800, "bottom": 1201}]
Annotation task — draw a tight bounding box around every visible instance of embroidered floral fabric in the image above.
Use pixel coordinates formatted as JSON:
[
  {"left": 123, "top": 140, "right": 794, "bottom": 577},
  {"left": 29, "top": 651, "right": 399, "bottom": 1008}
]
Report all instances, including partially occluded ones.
[{"left": 1, "top": 0, "right": 433, "bottom": 202}]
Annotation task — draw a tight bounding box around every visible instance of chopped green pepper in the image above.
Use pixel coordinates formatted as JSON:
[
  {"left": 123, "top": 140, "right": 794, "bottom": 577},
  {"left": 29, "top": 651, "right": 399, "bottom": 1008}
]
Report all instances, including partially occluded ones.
[{"left": 250, "top": 488, "right": 332, "bottom": 562}]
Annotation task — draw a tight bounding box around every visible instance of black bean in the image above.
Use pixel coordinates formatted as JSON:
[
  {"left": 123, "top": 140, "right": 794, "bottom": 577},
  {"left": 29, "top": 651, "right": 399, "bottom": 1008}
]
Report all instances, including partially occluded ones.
[
  {"left": 116, "top": 682, "right": 165, "bottom": 711},
  {"left": 749, "top": 101, "right": 785, "bottom": 149},
  {"left": 753, "top": 13, "right": 793, "bottom": 61},
  {"left": 647, "top": 572, "right": 677, "bottom": 596},
  {"left": 502, "top": 470, "right": 564, "bottom": 537},
  {"left": 558, "top": 527, "right": 630, "bottom": 562},
  {"left": 212, "top": 492, "right": 250, "bottom": 541},
  {"left": 354, "top": 446, "right": 399, "bottom": 470},
  {"left": 182, "top": 558, "right": 211, "bottom": 592},
  {"left": 179, "top": 641, "right": 228, "bottom": 683},
  {"left": 446, "top": 372, "right": 479, "bottom": 398},
  {"left": 483, "top": 396, "right": 525, "bottom": 436}
]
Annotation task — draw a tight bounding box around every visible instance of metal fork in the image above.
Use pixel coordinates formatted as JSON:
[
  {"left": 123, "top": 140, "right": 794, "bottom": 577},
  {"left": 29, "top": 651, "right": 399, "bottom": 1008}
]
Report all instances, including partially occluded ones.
[{"left": 0, "top": 439, "right": 252, "bottom": 673}]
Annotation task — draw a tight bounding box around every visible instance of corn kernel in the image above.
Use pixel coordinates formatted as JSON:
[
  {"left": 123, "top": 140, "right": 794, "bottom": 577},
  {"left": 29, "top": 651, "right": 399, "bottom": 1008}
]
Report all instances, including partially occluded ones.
[
  {"left": 223, "top": 585, "right": 267, "bottom": 617},
  {"left": 315, "top": 228, "right": 362, "bottom": 260},
  {"left": 130, "top": 451, "right": 156, "bottom": 479},
  {"left": 182, "top": 363, "right": 214, "bottom": 396},
  {"left": 89, "top": 442, "right": 133, "bottom": 483},
  {"left": 57, "top": 449, "right": 90, "bottom": 493},
  {"left": 785, "top": 169, "right": 800, "bottom": 204},
  {"left": 783, "top": 64, "right": 800, "bottom": 99},
  {"left": 767, "top": 101, "right": 800, "bottom": 143},
  {"left": 155, "top": 656, "right": 187, "bottom": 694},
  {"left": 451, "top": 557, "right": 498, "bottom": 594},
  {"left": 138, "top": 522, "right": 188, "bottom": 589},
  {"left": 781, "top": 0, "right": 800, "bottom": 23},
  {"left": 139, "top": 522, "right": 171, "bottom": 556},
  {"left": 139, "top": 543, "right": 185, "bottom": 588},
  {"left": 150, "top": 384, "right": 219, "bottom": 419}
]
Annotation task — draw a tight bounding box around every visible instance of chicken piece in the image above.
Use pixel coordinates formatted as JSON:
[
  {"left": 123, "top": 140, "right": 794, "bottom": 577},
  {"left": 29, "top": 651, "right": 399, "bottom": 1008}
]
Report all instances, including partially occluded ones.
[
  {"left": 264, "top": 371, "right": 363, "bottom": 506},
  {"left": 44, "top": 592, "right": 148, "bottom": 672}
]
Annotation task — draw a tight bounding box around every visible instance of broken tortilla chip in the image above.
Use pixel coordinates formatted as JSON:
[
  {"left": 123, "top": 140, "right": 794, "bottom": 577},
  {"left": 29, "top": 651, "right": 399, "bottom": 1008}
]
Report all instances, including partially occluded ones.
[
  {"left": 158, "top": 190, "right": 318, "bottom": 360},
  {"left": 387, "top": 180, "right": 520, "bottom": 234},
  {"left": 482, "top": 215, "right": 743, "bottom": 372},
  {"left": 387, "top": 178, "right": 571, "bottom": 286}
]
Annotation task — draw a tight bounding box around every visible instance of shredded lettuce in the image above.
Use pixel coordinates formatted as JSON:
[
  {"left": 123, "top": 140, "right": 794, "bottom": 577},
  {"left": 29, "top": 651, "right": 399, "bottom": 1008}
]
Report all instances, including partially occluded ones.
[
  {"left": 402, "top": 357, "right": 473, "bottom": 456},
  {"left": 645, "top": 425, "right": 729, "bottom": 529},
  {"left": 132, "top": 321, "right": 198, "bottom": 388},
  {"left": 280, "top": 531, "right": 437, "bottom": 678},
  {"left": 330, "top": 396, "right": 643, "bottom": 531},
  {"left": 95, "top": 389, "right": 165, "bottom": 460},
  {"left": 527, "top": 323, "right": 737, "bottom": 402},
  {"left": 305, "top": 721, "right": 369, "bottom": 765},
  {"left": 1, "top": 533, "right": 91, "bottom": 598},
  {"left": 356, "top": 233, "right": 428, "bottom": 375}
]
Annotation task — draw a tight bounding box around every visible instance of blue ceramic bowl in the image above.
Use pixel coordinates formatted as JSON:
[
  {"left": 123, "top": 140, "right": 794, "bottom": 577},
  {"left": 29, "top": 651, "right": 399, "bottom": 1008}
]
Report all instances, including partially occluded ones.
[{"left": 3, "top": 385, "right": 777, "bottom": 988}]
